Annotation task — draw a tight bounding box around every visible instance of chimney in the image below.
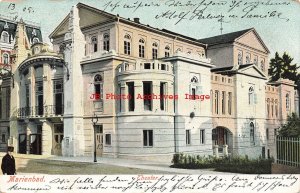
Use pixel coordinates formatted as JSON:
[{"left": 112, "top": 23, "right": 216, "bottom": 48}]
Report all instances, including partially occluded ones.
[{"left": 133, "top": 18, "right": 140, "bottom": 23}]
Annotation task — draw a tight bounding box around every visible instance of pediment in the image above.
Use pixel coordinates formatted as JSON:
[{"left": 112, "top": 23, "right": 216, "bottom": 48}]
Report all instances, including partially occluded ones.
[
  {"left": 238, "top": 65, "right": 267, "bottom": 79},
  {"left": 236, "top": 30, "right": 269, "bottom": 53}
]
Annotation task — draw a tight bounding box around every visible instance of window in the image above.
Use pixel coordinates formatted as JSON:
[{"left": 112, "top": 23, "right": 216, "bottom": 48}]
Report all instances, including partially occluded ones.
[
  {"left": 214, "top": 90, "right": 219, "bottom": 114},
  {"left": 261, "top": 60, "right": 265, "bottom": 71},
  {"left": 1, "top": 31, "right": 9, "bottom": 43},
  {"left": 144, "top": 63, "right": 151, "bottom": 69},
  {"left": 124, "top": 34, "right": 131, "bottom": 55},
  {"left": 200, "top": 129, "right": 205, "bottom": 144},
  {"left": 25, "top": 84, "right": 30, "bottom": 107},
  {"left": 103, "top": 33, "right": 110, "bottom": 51},
  {"left": 105, "top": 134, "right": 111, "bottom": 145},
  {"left": 94, "top": 74, "right": 103, "bottom": 101},
  {"left": 152, "top": 42, "right": 158, "bottom": 59},
  {"left": 286, "top": 93, "right": 290, "bottom": 111},
  {"left": 210, "top": 90, "right": 213, "bottom": 113},
  {"left": 91, "top": 36, "right": 98, "bottom": 52},
  {"left": 250, "top": 122, "right": 255, "bottom": 145},
  {"left": 267, "top": 98, "right": 270, "bottom": 117},
  {"left": 238, "top": 51, "right": 243, "bottom": 65},
  {"left": 248, "top": 87, "right": 254, "bottom": 105},
  {"left": 191, "top": 76, "right": 198, "bottom": 83},
  {"left": 143, "top": 82, "right": 152, "bottom": 111},
  {"left": 228, "top": 92, "right": 232, "bottom": 115},
  {"left": 1, "top": 134, "right": 5, "bottom": 143},
  {"left": 160, "top": 82, "right": 167, "bottom": 111},
  {"left": 186, "top": 130, "right": 191, "bottom": 145},
  {"left": 138, "top": 39, "right": 145, "bottom": 58},
  {"left": 266, "top": 128, "right": 269, "bottom": 140},
  {"left": 161, "top": 64, "right": 166, "bottom": 70},
  {"left": 53, "top": 79, "right": 64, "bottom": 115},
  {"left": 127, "top": 82, "right": 134, "bottom": 111},
  {"left": 271, "top": 99, "right": 274, "bottom": 117},
  {"left": 246, "top": 54, "right": 250, "bottom": 64},
  {"left": 2, "top": 53, "right": 9, "bottom": 65},
  {"left": 143, "top": 130, "right": 153, "bottom": 147},
  {"left": 165, "top": 46, "right": 170, "bottom": 57},
  {"left": 221, "top": 91, "right": 226, "bottom": 114}
]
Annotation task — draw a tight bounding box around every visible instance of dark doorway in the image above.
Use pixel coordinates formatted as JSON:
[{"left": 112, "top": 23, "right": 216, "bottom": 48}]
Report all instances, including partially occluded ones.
[
  {"left": 30, "top": 134, "right": 41, "bottom": 155},
  {"left": 18, "top": 134, "right": 27, "bottom": 154}
]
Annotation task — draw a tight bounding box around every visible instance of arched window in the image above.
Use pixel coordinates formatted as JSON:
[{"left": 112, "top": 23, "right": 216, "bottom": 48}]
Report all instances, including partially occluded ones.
[
  {"left": 103, "top": 33, "right": 110, "bottom": 51},
  {"left": 124, "top": 34, "right": 131, "bottom": 55},
  {"left": 1, "top": 31, "right": 9, "bottom": 43},
  {"left": 91, "top": 36, "right": 98, "bottom": 52},
  {"left": 2, "top": 53, "right": 9, "bottom": 65},
  {"left": 250, "top": 122, "right": 255, "bottom": 145},
  {"left": 248, "top": 86, "right": 254, "bottom": 105},
  {"left": 286, "top": 93, "right": 290, "bottom": 111},
  {"left": 32, "top": 37, "right": 39, "bottom": 44},
  {"left": 94, "top": 74, "right": 103, "bottom": 101},
  {"left": 261, "top": 60, "right": 265, "bottom": 71},
  {"left": 165, "top": 46, "right": 170, "bottom": 57},
  {"left": 238, "top": 52, "right": 243, "bottom": 65},
  {"left": 138, "top": 39, "right": 145, "bottom": 58},
  {"left": 152, "top": 42, "right": 158, "bottom": 59},
  {"left": 267, "top": 98, "right": 270, "bottom": 117},
  {"left": 271, "top": 99, "right": 274, "bottom": 117}
]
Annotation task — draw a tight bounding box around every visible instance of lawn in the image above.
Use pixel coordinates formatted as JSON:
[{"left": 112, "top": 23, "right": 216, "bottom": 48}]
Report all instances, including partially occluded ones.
[{"left": 17, "top": 159, "right": 170, "bottom": 175}]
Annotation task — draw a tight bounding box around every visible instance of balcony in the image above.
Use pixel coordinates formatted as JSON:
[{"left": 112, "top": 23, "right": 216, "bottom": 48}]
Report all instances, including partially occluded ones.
[{"left": 17, "top": 105, "right": 64, "bottom": 119}]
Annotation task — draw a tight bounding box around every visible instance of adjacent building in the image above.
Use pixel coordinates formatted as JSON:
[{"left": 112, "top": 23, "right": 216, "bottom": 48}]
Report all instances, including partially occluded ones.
[{"left": 1, "top": 3, "right": 299, "bottom": 162}]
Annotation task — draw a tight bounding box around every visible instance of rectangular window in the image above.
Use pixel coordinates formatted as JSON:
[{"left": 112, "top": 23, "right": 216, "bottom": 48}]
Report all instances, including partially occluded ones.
[
  {"left": 200, "top": 129, "right": 205, "bottom": 144},
  {"left": 53, "top": 79, "right": 64, "bottom": 115},
  {"left": 139, "top": 45, "right": 145, "bottom": 58},
  {"left": 25, "top": 84, "right": 30, "bottom": 107},
  {"left": 127, "top": 82, "right": 135, "bottom": 111},
  {"left": 165, "top": 51, "right": 170, "bottom": 57},
  {"left": 214, "top": 90, "right": 219, "bottom": 114},
  {"left": 124, "top": 41, "right": 131, "bottom": 55},
  {"left": 186, "top": 130, "right": 191, "bottom": 145},
  {"left": 161, "top": 64, "right": 166, "bottom": 70},
  {"left": 266, "top": 128, "right": 269, "bottom": 140},
  {"left": 143, "top": 130, "right": 153, "bottom": 147},
  {"left": 160, "top": 82, "right": 167, "bottom": 111},
  {"left": 222, "top": 91, "right": 226, "bottom": 114},
  {"left": 144, "top": 63, "right": 151, "bottom": 69},
  {"left": 105, "top": 134, "right": 111, "bottom": 145},
  {"left": 228, "top": 92, "right": 232, "bottom": 115},
  {"left": 1, "top": 134, "right": 5, "bottom": 143},
  {"left": 152, "top": 48, "right": 158, "bottom": 59},
  {"left": 143, "top": 82, "right": 152, "bottom": 111},
  {"left": 103, "top": 40, "right": 109, "bottom": 52}
]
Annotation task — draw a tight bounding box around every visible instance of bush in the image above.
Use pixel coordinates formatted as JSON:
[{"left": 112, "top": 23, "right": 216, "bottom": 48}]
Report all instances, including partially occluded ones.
[{"left": 171, "top": 153, "right": 273, "bottom": 174}]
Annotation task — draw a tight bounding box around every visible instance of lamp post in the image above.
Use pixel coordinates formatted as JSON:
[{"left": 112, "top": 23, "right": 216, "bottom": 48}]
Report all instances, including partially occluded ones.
[{"left": 91, "top": 114, "right": 98, "bottom": 162}]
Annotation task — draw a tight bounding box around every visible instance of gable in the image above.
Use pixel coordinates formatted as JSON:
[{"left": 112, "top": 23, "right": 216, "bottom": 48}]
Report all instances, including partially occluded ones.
[
  {"left": 239, "top": 66, "right": 267, "bottom": 79},
  {"left": 236, "top": 31, "right": 269, "bottom": 53}
]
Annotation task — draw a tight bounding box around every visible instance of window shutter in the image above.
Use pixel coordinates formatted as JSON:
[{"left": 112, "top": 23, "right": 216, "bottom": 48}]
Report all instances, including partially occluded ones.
[
  {"left": 196, "top": 86, "right": 203, "bottom": 95},
  {"left": 254, "top": 93, "right": 257, "bottom": 104}
]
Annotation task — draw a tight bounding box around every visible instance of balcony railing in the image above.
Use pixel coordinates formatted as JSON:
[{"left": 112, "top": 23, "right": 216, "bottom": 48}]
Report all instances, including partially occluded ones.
[{"left": 17, "top": 105, "right": 64, "bottom": 118}]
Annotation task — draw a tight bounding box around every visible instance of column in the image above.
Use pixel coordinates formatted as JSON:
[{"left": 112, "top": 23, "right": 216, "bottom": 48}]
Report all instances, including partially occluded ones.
[
  {"left": 119, "top": 82, "right": 125, "bottom": 112},
  {"left": 213, "top": 145, "right": 219, "bottom": 158},
  {"left": 152, "top": 80, "right": 160, "bottom": 112},
  {"left": 134, "top": 81, "right": 143, "bottom": 112},
  {"left": 41, "top": 120, "right": 52, "bottom": 155},
  {"left": 26, "top": 122, "right": 32, "bottom": 154},
  {"left": 30, "top": 66, "right": 36, "bottom": 116}
]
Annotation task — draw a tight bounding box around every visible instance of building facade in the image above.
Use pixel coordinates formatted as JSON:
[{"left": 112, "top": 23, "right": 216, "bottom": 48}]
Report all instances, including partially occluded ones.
[{"left": 1, "top": 3, "right": 299, "bottom": 162}]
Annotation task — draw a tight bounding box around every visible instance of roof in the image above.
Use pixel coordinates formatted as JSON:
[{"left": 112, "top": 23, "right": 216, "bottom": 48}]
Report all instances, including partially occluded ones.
[
  {"left": 199, "top": 28, "right": 252, "bottom": 45},
  {"left": 211, "top": 63, "right": 253, "bottom": 72},
  {"left": 50, "top": 2, "right": 206, "bottom": 47}
]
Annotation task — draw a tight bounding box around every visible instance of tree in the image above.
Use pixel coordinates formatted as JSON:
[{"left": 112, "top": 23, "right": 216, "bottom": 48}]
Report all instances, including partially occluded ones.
[
  {"left": 268, "top": 52, "right": 300, "bottom": 89},
  {"left": 278, "top": 113, "right": 300, "bottom": 138}
]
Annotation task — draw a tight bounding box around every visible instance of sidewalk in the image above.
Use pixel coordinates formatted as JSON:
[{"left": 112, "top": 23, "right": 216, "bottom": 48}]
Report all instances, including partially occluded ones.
[{"left": 0, "top": 153, "right": 232, "bottom": 174}]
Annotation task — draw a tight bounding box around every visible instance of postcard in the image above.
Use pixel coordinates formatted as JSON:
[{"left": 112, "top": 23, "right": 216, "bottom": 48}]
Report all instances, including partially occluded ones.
[{"left": 0, "top": 0, "right": 299, "bottom": 192}]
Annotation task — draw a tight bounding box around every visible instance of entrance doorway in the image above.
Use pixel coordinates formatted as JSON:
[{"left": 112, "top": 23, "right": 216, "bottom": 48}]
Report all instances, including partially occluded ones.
[
  {"left": 30, "top": 134, "right": 41, "bottom": 155},
  {"left": 95, "top": 125, "right": 103, "bottom": 156},
  {"left": 18, "top": 134, "right": 27, "bottom": 154},
  {"left": 212, "top": 127, "right": 233, "bottom": 153},
  {"left": 53, "top": 124, "right": 63, "bottom": 155}
]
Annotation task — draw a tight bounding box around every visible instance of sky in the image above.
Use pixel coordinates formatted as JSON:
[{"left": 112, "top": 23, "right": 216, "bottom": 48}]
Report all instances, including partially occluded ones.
[{"left": 0, "top": 0, "right": 299, "bottom": 66}]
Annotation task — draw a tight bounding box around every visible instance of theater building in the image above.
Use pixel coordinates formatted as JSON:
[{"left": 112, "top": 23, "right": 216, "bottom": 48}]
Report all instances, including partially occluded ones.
[{"left": 2, "top": 3, "right": 299, "bottom": 162}]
